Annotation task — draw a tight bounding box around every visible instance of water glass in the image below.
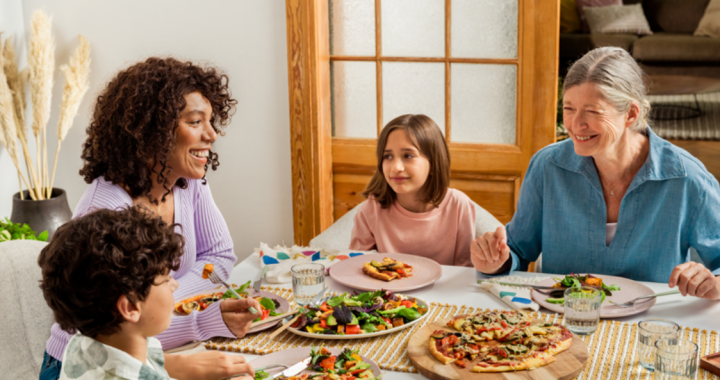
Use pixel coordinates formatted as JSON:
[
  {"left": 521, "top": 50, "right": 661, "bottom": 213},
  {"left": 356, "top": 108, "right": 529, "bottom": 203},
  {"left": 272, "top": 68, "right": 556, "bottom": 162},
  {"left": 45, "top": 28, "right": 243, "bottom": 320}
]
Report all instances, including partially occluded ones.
[
  {"left": 291, "top": 263, "right": 325, "bottom": 306},
  {"left": 563, "top": 286, "right": 601, "bottom": 335},
  {"left": 637, "top": 319, "right": 680, "bottom": 371},
  {"left": 654, "top": 338, "right": 699, "bottom": 380}
]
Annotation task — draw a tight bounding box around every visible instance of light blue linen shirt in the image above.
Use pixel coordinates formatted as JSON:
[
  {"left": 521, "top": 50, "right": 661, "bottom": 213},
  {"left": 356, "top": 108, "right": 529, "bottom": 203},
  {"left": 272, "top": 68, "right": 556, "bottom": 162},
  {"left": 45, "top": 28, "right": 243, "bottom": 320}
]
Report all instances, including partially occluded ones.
[{"left": 502, "top": 128, "right": 720, "bottom": 283}]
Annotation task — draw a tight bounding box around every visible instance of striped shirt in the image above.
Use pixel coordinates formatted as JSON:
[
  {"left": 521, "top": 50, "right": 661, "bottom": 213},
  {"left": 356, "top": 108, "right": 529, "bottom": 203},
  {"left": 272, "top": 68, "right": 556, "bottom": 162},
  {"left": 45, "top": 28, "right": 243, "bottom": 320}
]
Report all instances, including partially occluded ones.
[{"left": 46, "top": 177, "right": 237, "bottom": 361}]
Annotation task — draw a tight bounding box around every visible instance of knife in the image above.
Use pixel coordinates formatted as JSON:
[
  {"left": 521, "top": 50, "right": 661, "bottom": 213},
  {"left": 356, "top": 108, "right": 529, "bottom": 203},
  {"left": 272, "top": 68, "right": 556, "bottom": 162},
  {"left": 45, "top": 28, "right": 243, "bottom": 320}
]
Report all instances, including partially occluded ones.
[
  {"left": 477, "top": 279, "right": 556, "bottom": 290},
  {"left": 254, "top": 266, "right": 270, "bottom": 292},
  {"left": 272, "top": 357, "right": 311, "bottom": 379}
]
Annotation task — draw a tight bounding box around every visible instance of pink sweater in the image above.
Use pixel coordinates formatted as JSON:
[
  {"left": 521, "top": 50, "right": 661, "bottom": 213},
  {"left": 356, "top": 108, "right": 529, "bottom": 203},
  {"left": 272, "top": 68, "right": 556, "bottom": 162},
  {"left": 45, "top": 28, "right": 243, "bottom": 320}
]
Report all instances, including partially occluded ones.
[{"left": 349, "top": 188, "right": 476, "bottom": 266}]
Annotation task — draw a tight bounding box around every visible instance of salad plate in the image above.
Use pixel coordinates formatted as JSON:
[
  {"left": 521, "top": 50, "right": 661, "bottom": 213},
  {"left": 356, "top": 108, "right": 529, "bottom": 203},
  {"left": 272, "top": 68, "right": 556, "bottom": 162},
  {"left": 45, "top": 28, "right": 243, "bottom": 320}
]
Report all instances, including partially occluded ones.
[
  {"left": 531, "top": 274, "right": 657, "bottom": 318},
  {"left": 250, "top": 346, "right": 382, "bottom": 380},
  {"left": 174, "top": 282, "right": 290, "bottom": 333},
  {"left": 287, "top": 289, "right": 431, "bottom": 340}
]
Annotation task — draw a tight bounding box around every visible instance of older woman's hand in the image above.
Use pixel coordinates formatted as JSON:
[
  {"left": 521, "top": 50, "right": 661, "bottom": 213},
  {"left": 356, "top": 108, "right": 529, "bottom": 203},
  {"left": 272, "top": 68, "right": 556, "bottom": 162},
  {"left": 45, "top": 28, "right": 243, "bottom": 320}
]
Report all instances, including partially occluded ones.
[
  {"left": 165, "top": 351, "right": 254, "bottom": 380},
  {"left": 471, "top": 226, "right": 511, "bottom": 274},
  {"left": 221, "top": 297, "right": 262, "bottom": 337},
  {"left": 668, "top": 262, "right": 720, "bottom": 300}
]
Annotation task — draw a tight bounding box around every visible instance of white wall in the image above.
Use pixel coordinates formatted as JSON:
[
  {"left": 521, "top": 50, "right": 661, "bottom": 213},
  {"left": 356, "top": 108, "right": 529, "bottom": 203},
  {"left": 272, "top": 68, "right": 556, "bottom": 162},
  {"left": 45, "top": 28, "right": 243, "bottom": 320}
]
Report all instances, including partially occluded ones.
[{"left": 2, "top": 0, "right": 294, "bottom": 261}]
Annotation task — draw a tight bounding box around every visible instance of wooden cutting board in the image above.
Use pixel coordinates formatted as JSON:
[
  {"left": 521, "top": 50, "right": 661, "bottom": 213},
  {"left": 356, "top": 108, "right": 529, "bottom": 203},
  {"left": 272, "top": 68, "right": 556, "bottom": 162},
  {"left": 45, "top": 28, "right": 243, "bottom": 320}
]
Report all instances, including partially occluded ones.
[{"left": 407, "top": 316, "right": 589, "bottom": 380}]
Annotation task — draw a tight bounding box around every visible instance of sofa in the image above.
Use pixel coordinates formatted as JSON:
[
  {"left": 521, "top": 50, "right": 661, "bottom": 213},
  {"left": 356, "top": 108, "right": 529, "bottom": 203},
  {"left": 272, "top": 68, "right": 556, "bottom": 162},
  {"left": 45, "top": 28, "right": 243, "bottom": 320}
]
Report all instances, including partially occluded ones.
[
  {"left": 0, "top": 240, "right": 54, "bottom": 380},
  {"left": 559, "top": 0, "right": 720, "bottom": 78}
]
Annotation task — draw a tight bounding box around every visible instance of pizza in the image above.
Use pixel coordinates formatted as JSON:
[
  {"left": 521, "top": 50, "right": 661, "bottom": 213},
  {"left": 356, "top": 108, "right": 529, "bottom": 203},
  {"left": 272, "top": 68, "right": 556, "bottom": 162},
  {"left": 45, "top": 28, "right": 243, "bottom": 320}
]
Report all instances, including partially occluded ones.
[
  {"left": 362, "top": 257, "right": 413, "bottom": 282},
  {"left": 428, "top": 310, "right": 573, "bottom": 373}
]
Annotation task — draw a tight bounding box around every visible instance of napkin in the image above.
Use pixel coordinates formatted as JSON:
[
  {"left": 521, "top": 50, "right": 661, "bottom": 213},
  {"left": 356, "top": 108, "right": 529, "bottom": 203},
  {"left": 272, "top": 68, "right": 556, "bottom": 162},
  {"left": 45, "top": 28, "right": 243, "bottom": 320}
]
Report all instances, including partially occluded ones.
[
  {"left": 477, "top": 275, "right": 550, "bottom": 312},
  {"left": 256, "top": 242, "right": 377, "bottom": 284}
]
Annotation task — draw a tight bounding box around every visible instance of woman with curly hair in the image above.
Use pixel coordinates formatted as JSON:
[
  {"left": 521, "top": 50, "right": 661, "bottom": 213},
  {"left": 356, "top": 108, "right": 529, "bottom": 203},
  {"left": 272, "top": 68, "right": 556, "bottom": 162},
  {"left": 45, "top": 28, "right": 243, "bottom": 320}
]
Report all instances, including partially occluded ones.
[{"left": 40, "top": 57, "right": 257, "bottom": 380}]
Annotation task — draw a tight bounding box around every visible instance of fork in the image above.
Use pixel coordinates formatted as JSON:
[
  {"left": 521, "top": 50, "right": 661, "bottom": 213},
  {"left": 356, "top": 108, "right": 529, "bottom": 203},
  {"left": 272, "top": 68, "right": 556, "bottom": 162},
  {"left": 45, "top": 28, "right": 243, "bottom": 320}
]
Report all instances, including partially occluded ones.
[
  {"left": 609, "top": 290, "right": 680, "bottom": 308},
  {"left": 208, "top": 271, "right": 258, "bottom": 314}
]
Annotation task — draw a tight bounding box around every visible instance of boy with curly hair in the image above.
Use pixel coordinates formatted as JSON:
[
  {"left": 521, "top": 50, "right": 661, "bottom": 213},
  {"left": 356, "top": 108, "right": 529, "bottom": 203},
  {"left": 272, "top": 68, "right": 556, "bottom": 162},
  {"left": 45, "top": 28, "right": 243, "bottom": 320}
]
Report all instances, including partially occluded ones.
[{"left": 38, "top": 207, "right": 184, "bottom": 380}]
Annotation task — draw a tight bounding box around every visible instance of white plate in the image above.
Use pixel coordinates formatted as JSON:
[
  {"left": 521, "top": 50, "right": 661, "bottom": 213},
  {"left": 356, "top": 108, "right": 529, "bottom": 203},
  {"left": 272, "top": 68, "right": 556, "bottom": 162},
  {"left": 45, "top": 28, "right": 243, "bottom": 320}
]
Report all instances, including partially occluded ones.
[
  {"left": 249, "top": 346, "right": 382, "bottom": 378},
  {"left": 329, "top": 253, "right": 443, "bottom": 292},
  {"left": 174, "top": 285, "right": 290, "bottom": 333},
  {"left": 287, "top": 297, "right": 431, "bottom": 340}
]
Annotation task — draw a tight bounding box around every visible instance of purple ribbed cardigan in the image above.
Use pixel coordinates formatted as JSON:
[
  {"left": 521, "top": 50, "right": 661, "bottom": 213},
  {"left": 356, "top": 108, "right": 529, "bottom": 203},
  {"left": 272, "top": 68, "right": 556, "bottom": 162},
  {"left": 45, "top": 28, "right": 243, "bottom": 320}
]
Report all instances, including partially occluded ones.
[{"left": 46, "top": 177, "right": 237, "bottom": 361}]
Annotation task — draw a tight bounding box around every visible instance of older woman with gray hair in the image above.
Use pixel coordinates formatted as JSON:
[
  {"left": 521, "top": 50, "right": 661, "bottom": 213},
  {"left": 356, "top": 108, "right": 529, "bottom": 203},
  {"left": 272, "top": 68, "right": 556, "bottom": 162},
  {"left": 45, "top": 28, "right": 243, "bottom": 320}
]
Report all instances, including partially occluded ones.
[{"left": 471, "top": 47, "right": 720, "bottom": 300}]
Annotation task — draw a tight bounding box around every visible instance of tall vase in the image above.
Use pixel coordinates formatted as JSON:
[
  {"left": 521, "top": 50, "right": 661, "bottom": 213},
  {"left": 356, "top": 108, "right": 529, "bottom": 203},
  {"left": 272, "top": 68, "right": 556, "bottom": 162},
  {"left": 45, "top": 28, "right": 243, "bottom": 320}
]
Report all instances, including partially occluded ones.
[{"left": 10, "top": 188, "right": 73, "bottom": 241}]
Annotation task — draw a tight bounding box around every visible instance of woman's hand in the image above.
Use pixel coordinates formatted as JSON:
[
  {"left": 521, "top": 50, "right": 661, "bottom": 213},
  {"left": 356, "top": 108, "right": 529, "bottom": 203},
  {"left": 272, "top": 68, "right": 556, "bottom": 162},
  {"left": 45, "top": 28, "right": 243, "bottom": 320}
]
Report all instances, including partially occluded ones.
[
  {"left": 668, "top": 262, "right": 720, "bottom": 300},
  {"left": 471, "top": 226, "right": 511, "bottom": 274},
  {"left": 165, "top": 351, "right": 254, "bottom": 380},
  {"left": 221, "top": 297, "right": 262, "bottom": 337}
]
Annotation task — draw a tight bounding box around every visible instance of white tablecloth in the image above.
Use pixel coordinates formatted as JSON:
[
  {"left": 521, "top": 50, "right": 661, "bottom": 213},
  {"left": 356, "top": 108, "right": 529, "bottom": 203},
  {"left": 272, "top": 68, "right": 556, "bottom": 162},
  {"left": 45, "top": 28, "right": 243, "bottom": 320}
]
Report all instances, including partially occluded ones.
[{"left": 220, "top": 252, "right": 720, "bottom": 380}]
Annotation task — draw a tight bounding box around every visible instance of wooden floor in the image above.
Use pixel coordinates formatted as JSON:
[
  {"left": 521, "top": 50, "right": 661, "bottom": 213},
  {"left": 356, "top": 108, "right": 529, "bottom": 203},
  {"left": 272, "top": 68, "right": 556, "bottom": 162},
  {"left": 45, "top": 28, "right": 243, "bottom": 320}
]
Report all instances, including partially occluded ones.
[{"left": 668, "top": 139, "right": 720, "bottom": 181}]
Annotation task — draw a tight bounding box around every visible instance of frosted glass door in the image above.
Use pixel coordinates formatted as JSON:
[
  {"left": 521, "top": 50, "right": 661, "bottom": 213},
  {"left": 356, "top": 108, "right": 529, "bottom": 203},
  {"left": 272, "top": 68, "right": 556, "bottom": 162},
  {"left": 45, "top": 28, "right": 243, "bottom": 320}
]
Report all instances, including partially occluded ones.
[
  {"left": 332, "top": 61, "right": 377, "bottom": 138},
  {"left": 383, "top": 62, "right": 445, "bottom": 131}
]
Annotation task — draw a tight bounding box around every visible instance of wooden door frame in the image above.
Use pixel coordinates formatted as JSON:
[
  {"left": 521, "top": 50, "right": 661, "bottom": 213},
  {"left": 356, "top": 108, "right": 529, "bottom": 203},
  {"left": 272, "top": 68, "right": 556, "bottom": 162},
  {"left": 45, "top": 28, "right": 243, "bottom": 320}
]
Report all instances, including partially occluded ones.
[{"left": 285, "top": 0, "right": 559, "bottom": 245}]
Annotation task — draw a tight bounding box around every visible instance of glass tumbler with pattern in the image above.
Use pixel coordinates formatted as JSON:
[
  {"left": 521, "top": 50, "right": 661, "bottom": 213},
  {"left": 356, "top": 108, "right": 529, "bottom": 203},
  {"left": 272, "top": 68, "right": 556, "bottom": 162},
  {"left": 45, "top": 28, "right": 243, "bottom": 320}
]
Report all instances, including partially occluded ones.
[
  {"left": 654, "top": 338, "right": 698, "bottom": 380},
  {"left": 291, "top": 263, "right": 325, "bottom": 306},
  {"left": 637, "top": 319, "right": 680, "bottom": 371}
]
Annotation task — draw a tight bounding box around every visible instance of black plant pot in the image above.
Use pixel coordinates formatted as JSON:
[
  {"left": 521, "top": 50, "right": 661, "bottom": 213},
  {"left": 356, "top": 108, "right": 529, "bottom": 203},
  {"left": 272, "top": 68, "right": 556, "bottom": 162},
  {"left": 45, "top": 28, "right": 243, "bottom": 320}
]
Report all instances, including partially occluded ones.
[{"left": 11, "top": 188, "right": 73, "bottom": 241}]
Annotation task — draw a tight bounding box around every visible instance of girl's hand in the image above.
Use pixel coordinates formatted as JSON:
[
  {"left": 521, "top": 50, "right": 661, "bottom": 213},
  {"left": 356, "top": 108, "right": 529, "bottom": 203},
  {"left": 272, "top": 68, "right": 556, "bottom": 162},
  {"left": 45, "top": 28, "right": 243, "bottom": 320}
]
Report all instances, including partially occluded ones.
[
  {"left": 668, "top": 262, "right": 720, "bottom": 300},
  {"left": 220, "top": 297, "right": 262, "bottom": 337},
  {"left": 165, "top": 351, "right": 254, "bottom": 380},
  {"left": 470, "top": 226, "right": 511, "bottom": 274}
]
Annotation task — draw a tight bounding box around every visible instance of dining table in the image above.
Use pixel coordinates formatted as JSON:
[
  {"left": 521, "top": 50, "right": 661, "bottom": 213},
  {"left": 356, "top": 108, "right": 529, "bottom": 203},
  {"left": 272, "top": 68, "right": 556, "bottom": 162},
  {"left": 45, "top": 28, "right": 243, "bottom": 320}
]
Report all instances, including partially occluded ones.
[{"left": 218, "top": 252, "right": 720, "bottom": 379}]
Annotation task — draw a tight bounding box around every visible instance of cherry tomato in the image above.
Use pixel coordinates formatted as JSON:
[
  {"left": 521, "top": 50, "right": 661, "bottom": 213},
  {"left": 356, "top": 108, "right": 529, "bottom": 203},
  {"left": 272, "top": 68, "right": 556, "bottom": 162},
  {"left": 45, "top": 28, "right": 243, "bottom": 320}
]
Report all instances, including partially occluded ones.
[
  {"left": 320, "top": 319, "right": 327, "bottom": 328},
  {"left": 401, "top": 300, "right": 414, "bottom": 308},
  {"left": 346, "top": 325, "right": 361, "bottom": 334}
]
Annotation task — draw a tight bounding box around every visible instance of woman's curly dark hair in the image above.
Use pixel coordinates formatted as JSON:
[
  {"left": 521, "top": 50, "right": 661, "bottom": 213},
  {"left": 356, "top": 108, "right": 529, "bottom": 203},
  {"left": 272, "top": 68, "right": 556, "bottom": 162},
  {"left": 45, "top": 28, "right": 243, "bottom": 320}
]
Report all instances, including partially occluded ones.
[
  {"left": 79, "top": 57, "right": 237, "bottom": 203},
  {"left": 38, "top": 206, "right": 184, "bottom": 338}
]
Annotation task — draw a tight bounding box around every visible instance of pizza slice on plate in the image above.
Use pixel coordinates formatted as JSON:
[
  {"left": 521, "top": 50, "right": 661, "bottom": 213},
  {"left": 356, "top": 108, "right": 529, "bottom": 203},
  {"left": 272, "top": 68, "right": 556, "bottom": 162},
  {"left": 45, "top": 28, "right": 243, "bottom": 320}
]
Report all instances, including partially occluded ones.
[{"left": 362, "top": 257, "right": 413, "bottom": 282}]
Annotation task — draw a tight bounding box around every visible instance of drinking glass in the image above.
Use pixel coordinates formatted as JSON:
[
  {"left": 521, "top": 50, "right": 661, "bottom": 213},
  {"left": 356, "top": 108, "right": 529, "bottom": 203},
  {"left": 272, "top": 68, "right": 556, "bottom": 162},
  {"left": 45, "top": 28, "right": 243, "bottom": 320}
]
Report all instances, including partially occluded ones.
[
  {"left": 291, "top": 263, "right": 325, "bottom": 306},
  {"left": 563, "top": 286, "right": 601, "bottom": 335},
  {"left": 637, "top": 319, "right": 680, "bottom": 371},
  {"left": 654, "top": 338, "right": 699, "bottom": 380}
]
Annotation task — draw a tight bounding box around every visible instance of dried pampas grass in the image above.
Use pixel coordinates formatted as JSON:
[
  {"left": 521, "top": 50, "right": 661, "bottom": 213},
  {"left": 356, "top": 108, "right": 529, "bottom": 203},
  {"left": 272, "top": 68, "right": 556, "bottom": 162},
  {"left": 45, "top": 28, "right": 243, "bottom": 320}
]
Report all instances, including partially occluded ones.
[
  {"left": 0, "top": 38, "right": 36, "bottom": 199},
  {"left": 2, "top": 10, "right": 90, "bottom": 201},
  {"left": 50, "top": 35, "right": 91, "bottom": 194},
  {"left": 28, "top": 10, "right": 55, "bottom": 198}
]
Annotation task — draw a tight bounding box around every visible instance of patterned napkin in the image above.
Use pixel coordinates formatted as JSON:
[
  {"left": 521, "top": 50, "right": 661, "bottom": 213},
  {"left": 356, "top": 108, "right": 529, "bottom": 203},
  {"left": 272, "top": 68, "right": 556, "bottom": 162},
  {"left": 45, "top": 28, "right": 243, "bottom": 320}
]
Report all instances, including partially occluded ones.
[
  {"left": 477, "top": 275, "right": 550, "bottom": 312},
  {"left": 256, "top": 242, "right": 377, "bottom": 283}
]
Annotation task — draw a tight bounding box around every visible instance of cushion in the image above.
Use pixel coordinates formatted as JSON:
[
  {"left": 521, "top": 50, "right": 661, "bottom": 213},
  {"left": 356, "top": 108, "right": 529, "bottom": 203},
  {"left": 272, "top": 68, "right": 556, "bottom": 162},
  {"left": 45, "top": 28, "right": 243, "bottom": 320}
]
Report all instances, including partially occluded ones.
[
  {"left": 576, "top": 0, "right": 622, "bottom": 32},
  {"left": 633, "top": 32, "right": 720, "bottom": 62},
  {"left": 559, "top": 33, "right": 639, "bottom": 58},
  {"left": 643, "top": 0, "right": 710, "bottom": 33},
  {"left": 0, "top": 240, "right": 53, "bottom": 379},
  {"left": 695, "top": 0, "right": 720, "bottom": 38},
  {"left": 585, "top": 4, "right": 653, "bottom": 35},
  {"left": 561, "top": 0, "right": 582, "bottom": 33}
]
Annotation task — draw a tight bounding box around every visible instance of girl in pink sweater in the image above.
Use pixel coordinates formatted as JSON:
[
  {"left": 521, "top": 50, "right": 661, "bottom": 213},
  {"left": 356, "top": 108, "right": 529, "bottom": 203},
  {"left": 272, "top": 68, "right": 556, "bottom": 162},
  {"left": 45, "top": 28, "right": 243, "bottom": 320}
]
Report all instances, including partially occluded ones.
[{"left": 349, "top": 114, "right": 476, "bottom": 266}]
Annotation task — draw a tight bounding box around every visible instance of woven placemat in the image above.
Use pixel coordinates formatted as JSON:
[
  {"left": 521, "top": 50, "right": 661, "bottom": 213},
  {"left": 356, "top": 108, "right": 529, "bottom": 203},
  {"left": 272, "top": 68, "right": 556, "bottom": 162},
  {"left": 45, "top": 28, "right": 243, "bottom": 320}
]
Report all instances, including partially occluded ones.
[{"left": 205, "top": 287, "right": 720, "bottom": 379}]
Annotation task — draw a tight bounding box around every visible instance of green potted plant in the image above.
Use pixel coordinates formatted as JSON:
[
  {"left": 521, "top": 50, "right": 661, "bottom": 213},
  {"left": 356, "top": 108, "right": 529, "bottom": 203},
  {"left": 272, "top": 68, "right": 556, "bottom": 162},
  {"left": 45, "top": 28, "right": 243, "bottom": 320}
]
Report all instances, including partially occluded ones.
[{"left": 0, "top": 10, "right": 91, "bottom": 240}]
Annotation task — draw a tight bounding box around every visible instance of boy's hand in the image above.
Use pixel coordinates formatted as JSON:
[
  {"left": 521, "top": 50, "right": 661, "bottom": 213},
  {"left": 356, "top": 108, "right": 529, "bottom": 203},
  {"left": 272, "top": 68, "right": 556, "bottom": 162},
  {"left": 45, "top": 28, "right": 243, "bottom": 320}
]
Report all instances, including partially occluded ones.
[
  {"left": 165, "top": 351, "right": 254, "bottom": 380},
  {"left": 470, "top": 226, "right": 511, "bottom": 274},
  {"left": 221, "top": 297, "right": 262, "bottom": 337}
]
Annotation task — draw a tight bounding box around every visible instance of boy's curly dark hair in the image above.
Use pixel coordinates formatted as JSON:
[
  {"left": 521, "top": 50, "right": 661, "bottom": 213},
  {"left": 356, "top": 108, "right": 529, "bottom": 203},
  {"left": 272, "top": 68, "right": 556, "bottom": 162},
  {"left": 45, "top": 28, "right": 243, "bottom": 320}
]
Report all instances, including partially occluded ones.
[
  {"left": 38, "top": 206, "right": 184, "bottom": 338},
  {"left": 79, "top": 57, "right": 237, "bottom": 204}
]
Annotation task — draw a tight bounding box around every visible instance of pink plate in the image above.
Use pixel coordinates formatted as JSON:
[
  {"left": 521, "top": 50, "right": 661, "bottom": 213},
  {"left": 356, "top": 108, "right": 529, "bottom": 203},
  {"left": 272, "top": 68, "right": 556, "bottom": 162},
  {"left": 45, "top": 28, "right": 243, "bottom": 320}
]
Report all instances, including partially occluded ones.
[
  {"left": 531, "top": 274, "right": 656, "bottom": 318},
  {"left": 329, "top": 252, "right": 442, "bottom": 292},
  {"left": 174, "top": 286, "right": 290, "bottom": 333},
  {"left": 249, "top": 346, "right": 382, "bottom": 378}
]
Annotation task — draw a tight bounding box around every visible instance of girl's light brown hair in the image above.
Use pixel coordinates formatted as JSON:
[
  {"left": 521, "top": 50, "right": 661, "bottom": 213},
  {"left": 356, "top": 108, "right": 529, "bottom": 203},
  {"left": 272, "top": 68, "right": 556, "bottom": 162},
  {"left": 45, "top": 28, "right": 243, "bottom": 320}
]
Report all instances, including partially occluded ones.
[{"left": 363, "top": 114, "right": 450, "bottom": 208}]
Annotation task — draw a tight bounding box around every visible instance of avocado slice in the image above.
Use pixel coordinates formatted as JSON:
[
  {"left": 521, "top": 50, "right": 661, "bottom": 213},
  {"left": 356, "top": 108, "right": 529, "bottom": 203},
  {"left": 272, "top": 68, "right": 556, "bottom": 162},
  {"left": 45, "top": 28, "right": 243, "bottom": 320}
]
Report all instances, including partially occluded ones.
[{"left": 326, "top": 315, "right": 337, "bottom": 326}]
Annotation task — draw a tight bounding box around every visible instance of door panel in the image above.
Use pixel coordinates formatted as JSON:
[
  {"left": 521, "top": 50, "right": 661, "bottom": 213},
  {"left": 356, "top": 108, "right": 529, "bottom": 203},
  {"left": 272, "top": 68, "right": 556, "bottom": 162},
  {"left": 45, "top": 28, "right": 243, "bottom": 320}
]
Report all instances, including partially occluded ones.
[{"left": 286, "top": 0, "right": 559, "bottom": 245}]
